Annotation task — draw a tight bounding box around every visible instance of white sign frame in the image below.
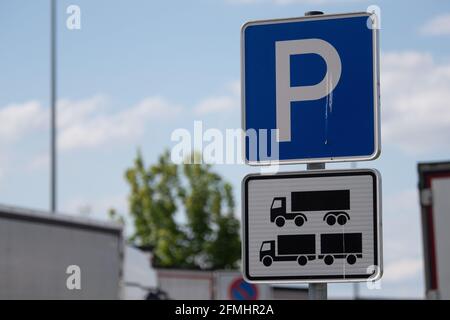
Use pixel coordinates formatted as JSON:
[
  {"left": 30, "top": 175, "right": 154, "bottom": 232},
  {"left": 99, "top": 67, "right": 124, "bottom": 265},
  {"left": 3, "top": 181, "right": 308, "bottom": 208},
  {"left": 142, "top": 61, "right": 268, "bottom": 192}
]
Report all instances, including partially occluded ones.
[{"left": 241, "top": 169, "right": 383, "bottom": 283}]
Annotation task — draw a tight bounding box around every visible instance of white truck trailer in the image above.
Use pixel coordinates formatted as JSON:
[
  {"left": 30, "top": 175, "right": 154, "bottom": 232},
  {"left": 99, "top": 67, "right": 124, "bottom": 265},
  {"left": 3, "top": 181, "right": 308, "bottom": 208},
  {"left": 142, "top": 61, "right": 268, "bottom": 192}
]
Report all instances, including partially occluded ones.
[
  {"left": 0, "top": 204, "right": 123, "bottom": 299},
  {"left": 418, "top": 161, "right": 450, "bottom": 300}
]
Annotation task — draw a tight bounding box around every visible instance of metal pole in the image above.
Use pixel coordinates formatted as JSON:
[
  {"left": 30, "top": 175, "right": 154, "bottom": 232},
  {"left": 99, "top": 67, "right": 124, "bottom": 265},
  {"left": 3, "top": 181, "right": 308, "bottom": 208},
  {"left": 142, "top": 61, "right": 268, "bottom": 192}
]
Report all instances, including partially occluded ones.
[
  {"left": 306, "top": 162, "right": 327, "bottom": 300},
  {"left": 308, "top": 283, "right": 328, "bottom": 300},
  {"left": 306, "top": 163, "right": 325, "bottom": 170},
  {"left": 304, "top": 9, "right": 327, "bottom": 301},
  {"left": 50, "top": 0, "right": 57, "bottom": 213}
]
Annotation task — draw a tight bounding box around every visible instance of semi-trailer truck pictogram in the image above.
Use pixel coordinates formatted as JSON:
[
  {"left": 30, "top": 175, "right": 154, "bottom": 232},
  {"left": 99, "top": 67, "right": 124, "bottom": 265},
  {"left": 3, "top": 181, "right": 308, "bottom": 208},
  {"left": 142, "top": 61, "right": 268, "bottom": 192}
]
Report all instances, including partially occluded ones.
[
  {"left": 270, "top": 190, "right": 351, "bottom": 227},
  {"left": 259, "top": 232, "right": 362, "bottom": 267},
  {"left": 259, "top": 234, "right": 316, "bottom": 267}
]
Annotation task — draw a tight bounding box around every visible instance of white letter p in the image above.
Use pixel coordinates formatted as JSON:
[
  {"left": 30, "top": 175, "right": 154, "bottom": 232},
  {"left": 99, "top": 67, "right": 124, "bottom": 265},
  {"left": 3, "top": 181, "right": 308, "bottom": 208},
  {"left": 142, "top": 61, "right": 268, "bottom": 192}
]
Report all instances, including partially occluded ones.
[{"left": 275, "top": 39, "right": 341, "bottom": 142}]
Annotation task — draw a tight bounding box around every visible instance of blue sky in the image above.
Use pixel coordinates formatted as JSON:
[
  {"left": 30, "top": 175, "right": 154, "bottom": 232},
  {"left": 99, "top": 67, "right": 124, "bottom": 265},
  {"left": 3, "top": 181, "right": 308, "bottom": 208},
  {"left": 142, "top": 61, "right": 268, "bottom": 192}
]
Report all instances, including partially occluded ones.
[{"left": 2, "top": 0, "right": 450, "bottom": 298}]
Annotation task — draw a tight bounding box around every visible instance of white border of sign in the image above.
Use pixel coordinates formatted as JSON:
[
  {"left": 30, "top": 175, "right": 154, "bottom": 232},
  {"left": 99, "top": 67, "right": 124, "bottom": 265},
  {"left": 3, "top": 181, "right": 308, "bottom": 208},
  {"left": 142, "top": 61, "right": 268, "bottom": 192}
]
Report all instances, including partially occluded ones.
[
  {"left": 241, "top": 168, "right": 383, "bottom": 284},
  {"left": 241, "top": 12, "right": 381, "bottom": 165}
]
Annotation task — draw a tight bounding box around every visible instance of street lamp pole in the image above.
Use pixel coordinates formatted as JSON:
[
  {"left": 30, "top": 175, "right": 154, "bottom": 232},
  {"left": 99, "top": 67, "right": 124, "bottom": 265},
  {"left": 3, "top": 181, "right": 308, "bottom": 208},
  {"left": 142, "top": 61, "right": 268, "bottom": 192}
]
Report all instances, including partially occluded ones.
[{"left": 50, "top": 0, "right": 57, "bottom": 213}]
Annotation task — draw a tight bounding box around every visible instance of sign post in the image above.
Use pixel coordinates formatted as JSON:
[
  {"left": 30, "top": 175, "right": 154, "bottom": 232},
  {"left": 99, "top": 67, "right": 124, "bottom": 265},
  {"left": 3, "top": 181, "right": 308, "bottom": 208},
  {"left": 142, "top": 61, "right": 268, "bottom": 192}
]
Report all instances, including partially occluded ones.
[
  {"left": 309, "top": 282, "right": 327, "bottom": 300},
  {"left": 307, "top": 161, "right": 327, "bottom": 300},
  {"left": 304, "top": 11, "right": 328, "bottom": 301},
  {"left": 240, "top": 9, "right": 382, "bottom": 300}
]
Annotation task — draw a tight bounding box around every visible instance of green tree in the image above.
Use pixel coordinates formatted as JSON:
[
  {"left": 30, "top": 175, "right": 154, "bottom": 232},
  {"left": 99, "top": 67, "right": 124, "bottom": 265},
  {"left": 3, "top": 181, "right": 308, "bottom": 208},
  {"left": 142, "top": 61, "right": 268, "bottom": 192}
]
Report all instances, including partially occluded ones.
[
  {"left": 122, "top": 150, "right": 240, "bottom": 270},
  {"left": 125, "top": 150, "right": 189, "bottom": 268}
]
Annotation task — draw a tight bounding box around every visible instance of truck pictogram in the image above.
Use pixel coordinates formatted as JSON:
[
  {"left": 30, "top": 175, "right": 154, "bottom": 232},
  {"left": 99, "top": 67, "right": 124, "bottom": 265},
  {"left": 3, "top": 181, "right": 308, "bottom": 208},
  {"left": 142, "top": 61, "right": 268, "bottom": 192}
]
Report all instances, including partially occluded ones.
[
  {"left": 318, "top": 233, "right": 363, "bottom": 265},
  {"left": 270, "top": 190, "right": 351, "bottom": 227},
  {"left": 260, "top": 232, "right": 362, "bottom": 267},
  {"left": 259, "top": 234, "right": 316, "bottom": 267}
]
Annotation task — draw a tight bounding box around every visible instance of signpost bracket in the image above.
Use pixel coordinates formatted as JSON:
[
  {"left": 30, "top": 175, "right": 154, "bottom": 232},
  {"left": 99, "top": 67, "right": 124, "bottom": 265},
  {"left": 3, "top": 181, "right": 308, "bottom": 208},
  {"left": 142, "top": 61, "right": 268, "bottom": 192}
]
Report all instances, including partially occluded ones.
[{"left": 306, "top": 163, "right": 325, "bottom": 170}]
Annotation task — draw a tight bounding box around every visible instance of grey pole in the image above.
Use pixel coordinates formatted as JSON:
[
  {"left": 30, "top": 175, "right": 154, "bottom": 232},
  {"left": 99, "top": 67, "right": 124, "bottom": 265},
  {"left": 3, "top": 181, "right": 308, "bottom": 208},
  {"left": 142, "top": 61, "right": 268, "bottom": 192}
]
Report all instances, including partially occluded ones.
[
  {"left": 304, "top": 9, "right": 327, "bottom": 300},
  {"left": 308, "top": 282, "right": 328, "bottom": 300},
  {"left": 306, "top": 162, "right": 327, "bottom": 300},
  {"left": 306, "top": 163, "right": 325, "bottom": 170},
  {"left": 50, "top": 0, "right": 57, "bottom": 213}
]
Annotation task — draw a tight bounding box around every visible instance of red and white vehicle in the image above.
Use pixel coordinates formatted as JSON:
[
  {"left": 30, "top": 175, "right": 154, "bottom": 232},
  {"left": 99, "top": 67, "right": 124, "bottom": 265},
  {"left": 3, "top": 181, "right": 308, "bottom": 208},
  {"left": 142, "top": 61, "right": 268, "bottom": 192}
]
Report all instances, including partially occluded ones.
[{"left": 418, "top": 161, "right": 450, "bottom": 300}]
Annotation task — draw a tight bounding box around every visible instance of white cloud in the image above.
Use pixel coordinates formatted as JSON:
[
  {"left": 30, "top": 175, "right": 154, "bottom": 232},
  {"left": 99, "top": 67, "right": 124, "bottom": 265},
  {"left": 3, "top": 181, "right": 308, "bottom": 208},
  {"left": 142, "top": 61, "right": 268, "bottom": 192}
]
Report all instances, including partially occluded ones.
[
  {"left": 194, "top": 96, "right": 236, "bottom": 115},
  {"left": 420, "top": 13, "right": 450, "bottom": 36},
  {"left": 383, "top": 258, "right": 423, "bottom": 282},
  {"left": 58, "top": 96, "right": 182, "bottom": 151},
  {"left": 194, "top": 81, "right": 240, "bottom": 115},
  {"left": 0, "top": 101, "right": 47, "bottom": 180},
  {"left": 0, "top": 100, "right": 47, "bottom": 142},
  {"left": 381, "top": 51, "right": 450, "bottom": 153},
  {"left": 57, "top": 95, "right": 108, "bottom": 129},
  {"left": 0, "top": 95, "right": 182, "bottom": 152}
]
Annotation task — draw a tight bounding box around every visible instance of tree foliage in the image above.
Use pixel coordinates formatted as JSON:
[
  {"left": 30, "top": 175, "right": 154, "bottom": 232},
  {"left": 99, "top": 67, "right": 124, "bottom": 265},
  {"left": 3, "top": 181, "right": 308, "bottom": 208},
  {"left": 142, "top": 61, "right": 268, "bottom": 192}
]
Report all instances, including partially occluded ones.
[{"left": 123, "top": 150, "right": 241, "bottom": 270}]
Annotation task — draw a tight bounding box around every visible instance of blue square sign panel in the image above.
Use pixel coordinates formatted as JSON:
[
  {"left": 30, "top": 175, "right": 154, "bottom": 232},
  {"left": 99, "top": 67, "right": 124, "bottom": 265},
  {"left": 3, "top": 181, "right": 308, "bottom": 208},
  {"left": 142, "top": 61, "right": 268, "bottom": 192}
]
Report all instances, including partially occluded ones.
[{"left": 241, "top": 12, "right": 380, "bottom": 164}]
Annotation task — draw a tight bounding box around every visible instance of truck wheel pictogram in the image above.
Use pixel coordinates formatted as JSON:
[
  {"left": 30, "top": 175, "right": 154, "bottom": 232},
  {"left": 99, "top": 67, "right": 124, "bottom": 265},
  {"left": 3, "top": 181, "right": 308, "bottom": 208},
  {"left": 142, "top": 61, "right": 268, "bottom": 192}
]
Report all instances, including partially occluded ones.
[
  {"left": 337, "top": 214, "right": 348, "bottom": 225},
  {"left": 294, "top": 215, "right": 305, "bottom": 227},
  {"left": 324, "top": 255, "right": 334, "bottom": 265},
  {"left": 324, "top": 212, "right": 350, "bottom": 226},
  {"left": 275, "top": 216, "right": 285, "bottom": 227},
  {"left": 326, "top": 215, "right": 336, "bottom": 226},
  {"left": 262, "top": 256, "right": 273, "bottom": 267},
  {"left": 346, "top": 254, "right": 357, "bottom": 265},
  {"left": 297, "top": 255, "right": 308, "bottom": 266}
]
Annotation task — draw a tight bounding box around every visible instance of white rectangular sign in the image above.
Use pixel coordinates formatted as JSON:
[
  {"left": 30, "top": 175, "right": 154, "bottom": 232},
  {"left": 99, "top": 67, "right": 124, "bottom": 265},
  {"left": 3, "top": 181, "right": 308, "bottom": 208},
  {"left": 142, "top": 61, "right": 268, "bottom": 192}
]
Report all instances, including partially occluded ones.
[{"left": 242, "top": 169, "right": 382, "bottom": 283}]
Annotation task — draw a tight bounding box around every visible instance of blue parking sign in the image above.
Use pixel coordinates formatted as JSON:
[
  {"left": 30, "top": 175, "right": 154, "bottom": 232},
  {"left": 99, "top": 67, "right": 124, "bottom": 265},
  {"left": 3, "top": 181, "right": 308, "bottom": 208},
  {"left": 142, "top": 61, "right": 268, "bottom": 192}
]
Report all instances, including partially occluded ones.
[{"left": 241, "top": 12, "right": 380, "bottom": 164}]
